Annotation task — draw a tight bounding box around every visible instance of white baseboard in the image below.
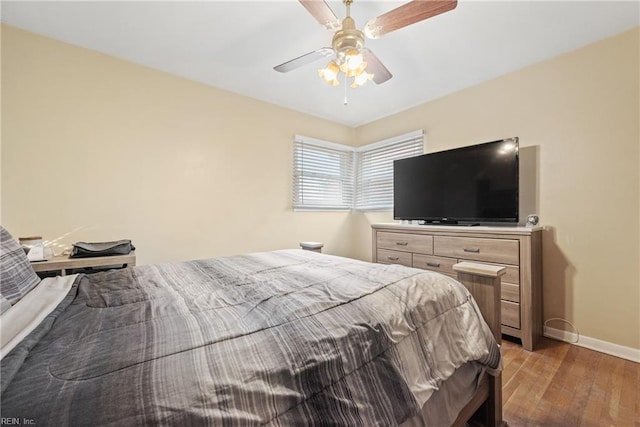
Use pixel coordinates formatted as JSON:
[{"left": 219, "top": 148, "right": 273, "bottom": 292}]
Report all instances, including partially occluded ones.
[{"left": 544, "top": 326, "right": 640, "bottom": 363}]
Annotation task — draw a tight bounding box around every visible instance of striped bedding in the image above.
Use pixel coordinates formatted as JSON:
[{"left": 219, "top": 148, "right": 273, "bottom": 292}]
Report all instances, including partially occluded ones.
[{"left": 1, "top": 250, "right": 500, "bottom": 426}]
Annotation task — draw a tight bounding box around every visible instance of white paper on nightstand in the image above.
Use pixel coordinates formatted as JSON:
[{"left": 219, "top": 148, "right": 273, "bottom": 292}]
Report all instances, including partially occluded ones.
[{"left": 26, "top": 245, "right": 46, "bottom": 262}]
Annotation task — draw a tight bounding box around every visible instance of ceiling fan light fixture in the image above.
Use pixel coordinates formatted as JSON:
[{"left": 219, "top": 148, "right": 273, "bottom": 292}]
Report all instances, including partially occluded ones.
[
  {"left": 343, "top": 49, "right": 364, "bottom": 71},
  {"left": 318, "top": 6, "right": 374, "bottom": 89},
  {"left": 351, "top": 69, "right": 374, "bottom": 88},
  {"left": 320, "top": 51, "right": 371, "bottom": 86},
  {"left": 341, "top": 60, "right": 367, "bottom": 78},
  {"left": 318, "top": 60, "right": 341, "bottom": 86}
]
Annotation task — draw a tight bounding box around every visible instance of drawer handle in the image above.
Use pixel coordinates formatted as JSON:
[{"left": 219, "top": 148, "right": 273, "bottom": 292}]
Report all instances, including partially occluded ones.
[
  {"left": 395, "top": 242, "right": 409, "bottom": 246},
  {"left": 387, "top": 256, "right": 400, "bottom": 261},
  {"left": 463, "top": 247, "right": 480, "bottom": 253},
  {"left": 426, "top": 262, "right": 441, "bottom": 268}
]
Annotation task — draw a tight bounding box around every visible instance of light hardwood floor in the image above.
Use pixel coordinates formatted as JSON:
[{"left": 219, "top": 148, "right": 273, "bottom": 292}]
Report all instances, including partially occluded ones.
[{"left": 501, "top": 337, "right": 639, "bottom": 426}]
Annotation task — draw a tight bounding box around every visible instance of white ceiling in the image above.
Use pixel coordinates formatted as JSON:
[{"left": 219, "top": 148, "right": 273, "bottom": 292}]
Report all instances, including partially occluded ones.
[{"left": 2, "top": 1, "right": 638, "bottom": 127}]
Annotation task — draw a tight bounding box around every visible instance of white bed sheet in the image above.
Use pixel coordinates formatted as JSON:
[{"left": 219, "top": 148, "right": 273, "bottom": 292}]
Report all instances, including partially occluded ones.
[
  {"left": 0, "top": 274, "right": 77, "bottom": 359},
  {"left": 401, "top": 361, "right": 485, "bottom": 427}
]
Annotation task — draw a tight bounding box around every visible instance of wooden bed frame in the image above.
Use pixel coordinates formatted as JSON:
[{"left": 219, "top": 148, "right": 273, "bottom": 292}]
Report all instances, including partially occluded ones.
[{"left": 451, "top": 262, "right": 506, "bottom": 427}]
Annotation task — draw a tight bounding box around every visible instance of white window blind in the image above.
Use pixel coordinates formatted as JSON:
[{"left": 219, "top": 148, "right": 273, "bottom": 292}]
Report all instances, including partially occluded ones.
[
  {"left": 355, "top": 130, "right": 424, "bottom": 211},
  {"left": 292, "top": 136, "right": 354, "bottom": 210}
]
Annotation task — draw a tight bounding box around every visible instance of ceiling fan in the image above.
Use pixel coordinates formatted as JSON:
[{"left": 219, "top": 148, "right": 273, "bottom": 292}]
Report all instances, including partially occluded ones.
[{"left": 274, "top": 0, "right": 458, "bottom": 88}]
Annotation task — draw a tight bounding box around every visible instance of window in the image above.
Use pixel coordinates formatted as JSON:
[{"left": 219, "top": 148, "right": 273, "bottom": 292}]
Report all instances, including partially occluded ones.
[
  {"left": 292, "top": 131, "right": 423, "bottom": 211},
  {"left": 355, "top": 131, "right": 424, "bottom": 211},
  {"left": 292, "top": 136, "right": 354, "bottom": 210}
]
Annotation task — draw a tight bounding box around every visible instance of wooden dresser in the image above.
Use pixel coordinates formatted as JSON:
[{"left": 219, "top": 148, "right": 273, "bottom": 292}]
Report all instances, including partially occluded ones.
[{"left": 372, "top": 223, "right": 542, "bottom": 351}]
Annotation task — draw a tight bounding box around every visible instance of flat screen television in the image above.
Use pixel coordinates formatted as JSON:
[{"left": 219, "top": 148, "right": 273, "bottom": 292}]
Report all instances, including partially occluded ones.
[{"left": 393, "top": 138, "right": 519, "bottom": 225}]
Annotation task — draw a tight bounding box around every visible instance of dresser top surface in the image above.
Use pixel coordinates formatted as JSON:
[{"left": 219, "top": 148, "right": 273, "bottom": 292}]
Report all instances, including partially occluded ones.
[{"left": 372, "top": 222, "right": 542, "bottom": 236}]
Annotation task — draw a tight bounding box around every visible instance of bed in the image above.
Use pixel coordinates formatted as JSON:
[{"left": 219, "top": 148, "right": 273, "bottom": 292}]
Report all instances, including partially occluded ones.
[{"left": 0, "top": 226, "right": 504, "bottom": 426}]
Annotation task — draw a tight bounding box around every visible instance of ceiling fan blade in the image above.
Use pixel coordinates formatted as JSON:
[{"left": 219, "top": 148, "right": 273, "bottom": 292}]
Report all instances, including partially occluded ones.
[
  {"left": 274, "top": 48, "right": 334, "bottom": 73},
  {"left": 299, "top": 0, "right": 341, "bottom": 31},
  {"left": 364, "top": 0, "right": 458, "bottom": 39},
  {"left": 363, "top": 49, "right": 392, "bottom": 84}
]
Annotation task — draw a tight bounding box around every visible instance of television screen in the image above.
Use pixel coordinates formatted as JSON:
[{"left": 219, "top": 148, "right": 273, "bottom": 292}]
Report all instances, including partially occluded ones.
[{"left": 393, "top": 138, "right": 519, "bottom": 224}]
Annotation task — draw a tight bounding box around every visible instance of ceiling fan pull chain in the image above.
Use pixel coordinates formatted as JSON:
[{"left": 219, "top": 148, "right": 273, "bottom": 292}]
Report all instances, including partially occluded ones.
[{"left": 343, "top": 74, "right": 349, "bottom": 106}]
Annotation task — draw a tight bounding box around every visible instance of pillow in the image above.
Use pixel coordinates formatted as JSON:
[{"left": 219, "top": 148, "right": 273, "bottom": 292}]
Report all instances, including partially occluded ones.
[{"left": 0, "top": 226, "right": 41, "bottom": 313}]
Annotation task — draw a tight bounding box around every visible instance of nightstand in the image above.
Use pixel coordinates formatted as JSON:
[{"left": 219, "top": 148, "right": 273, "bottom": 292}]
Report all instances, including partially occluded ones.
[{"left": 31, "top": 252, "right": 136, "bottom": 277}]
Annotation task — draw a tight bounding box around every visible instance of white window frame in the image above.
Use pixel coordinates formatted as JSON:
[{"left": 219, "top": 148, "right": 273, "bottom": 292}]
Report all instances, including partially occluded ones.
[
  {"left": 355, "top": 130, "right": 424, "bottom": 211},
  {"left": 292, "top": 136, "right": 354, "bottom": 211},
  {"left": 292, "top": 131, "right": 423, "bottom": 212}
]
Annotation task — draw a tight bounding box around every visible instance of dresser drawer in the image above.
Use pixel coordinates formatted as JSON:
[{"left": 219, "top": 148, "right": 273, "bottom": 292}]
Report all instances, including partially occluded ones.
[
  {"left": 377, "top": 249, "right": 412, "bottom": 267},
  {"left": 377, "top": 232, "right": 433, "bottom": 255},
  {"left": 412, "top": 254, "right": 457, "bottom": 276},
  {"left": 434, "top": 236, "right": 519, "bottom": 265},
  {"left": 502, "top": 301, "right": 521, "bottom": 329},
  {"left": 502, "top": 283, "right": 520, "bottom": 303}
]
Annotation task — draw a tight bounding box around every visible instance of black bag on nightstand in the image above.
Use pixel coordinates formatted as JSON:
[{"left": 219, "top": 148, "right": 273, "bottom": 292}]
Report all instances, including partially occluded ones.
[{"left": 70, "top": 240, "right": 135, "bottom": 258}]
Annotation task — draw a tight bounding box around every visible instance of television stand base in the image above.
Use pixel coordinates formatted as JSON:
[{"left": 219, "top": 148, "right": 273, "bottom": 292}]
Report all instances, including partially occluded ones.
[{"left": 423, "top": 221, "right": 480, "bottom": 226}]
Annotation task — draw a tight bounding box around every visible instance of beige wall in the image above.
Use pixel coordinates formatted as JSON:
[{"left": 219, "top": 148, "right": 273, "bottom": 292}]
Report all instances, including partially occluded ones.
[
  {"left": 1, "top": 25, "right": 356, "bottom": 264},
  {"left": 354, "top": 28, "right": 640, "bottom": 350},
  {"left": 2, "top": 24, "right": 638, "bottom": 350}
]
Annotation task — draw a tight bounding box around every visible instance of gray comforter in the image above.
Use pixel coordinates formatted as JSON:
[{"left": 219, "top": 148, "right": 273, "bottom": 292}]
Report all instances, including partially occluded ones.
[{"left": 1, "top": 250, "right": 500, "bottom": 426}]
